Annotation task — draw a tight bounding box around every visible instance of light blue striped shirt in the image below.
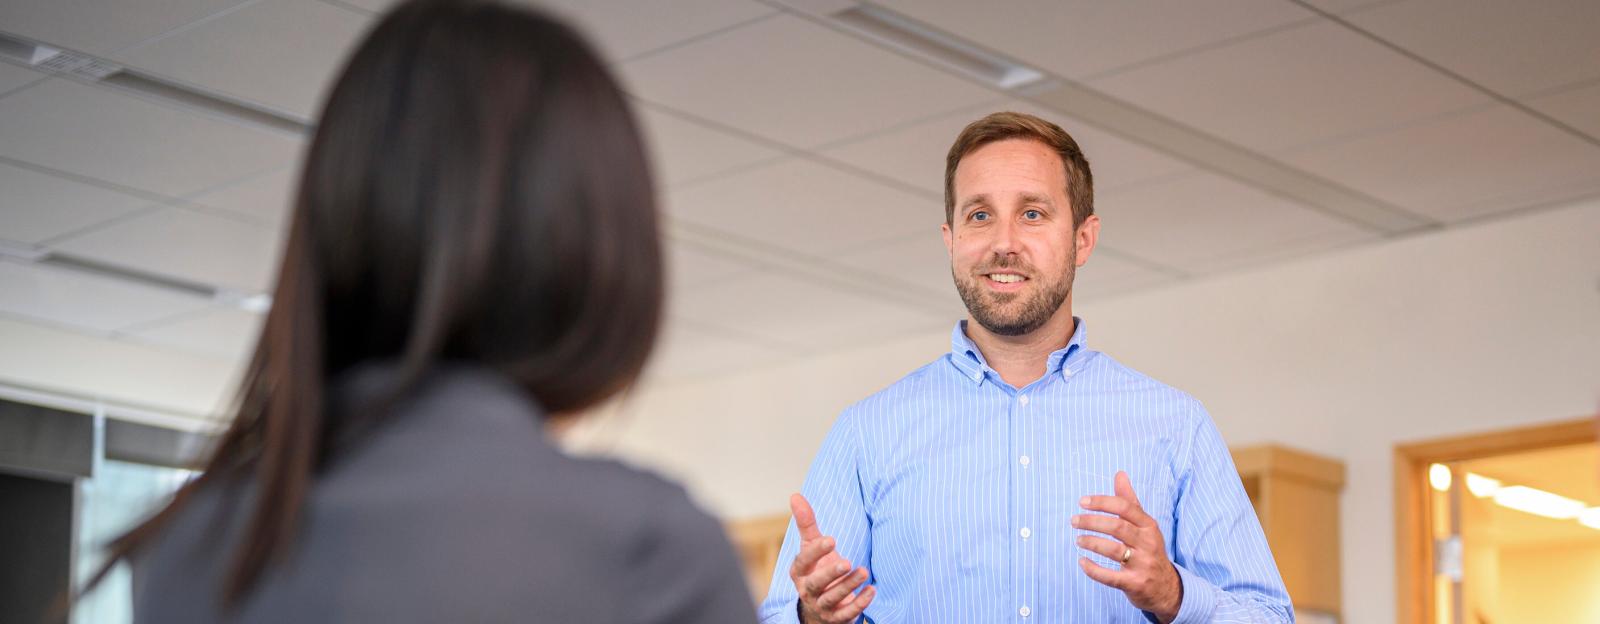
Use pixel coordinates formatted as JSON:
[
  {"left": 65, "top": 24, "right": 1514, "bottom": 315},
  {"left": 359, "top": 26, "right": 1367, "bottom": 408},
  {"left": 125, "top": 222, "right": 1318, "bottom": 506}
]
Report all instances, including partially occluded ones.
[{"left": 759, "top": 319, "right": 1293, "bottom": 623}]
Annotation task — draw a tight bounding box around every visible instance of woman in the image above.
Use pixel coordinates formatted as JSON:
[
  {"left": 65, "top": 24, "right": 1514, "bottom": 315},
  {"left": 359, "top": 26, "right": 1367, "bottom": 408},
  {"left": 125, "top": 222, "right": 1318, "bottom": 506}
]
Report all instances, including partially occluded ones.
[{"left": 86, "top": 1, "right": 757, "bottom": 621}]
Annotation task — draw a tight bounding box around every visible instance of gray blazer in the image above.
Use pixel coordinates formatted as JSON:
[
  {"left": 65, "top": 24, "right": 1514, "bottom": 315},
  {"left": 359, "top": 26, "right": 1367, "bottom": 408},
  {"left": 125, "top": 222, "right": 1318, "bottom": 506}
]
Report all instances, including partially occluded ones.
[{"left": 131, "top": 364, "right": 757, "bottom": 623}]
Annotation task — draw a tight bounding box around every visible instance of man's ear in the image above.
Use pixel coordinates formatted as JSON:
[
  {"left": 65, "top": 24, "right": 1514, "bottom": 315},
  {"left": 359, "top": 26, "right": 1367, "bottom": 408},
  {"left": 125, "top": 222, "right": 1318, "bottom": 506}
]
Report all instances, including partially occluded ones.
[{"left": 1074, "top": 215, "right": 1100, "bottom": 267}]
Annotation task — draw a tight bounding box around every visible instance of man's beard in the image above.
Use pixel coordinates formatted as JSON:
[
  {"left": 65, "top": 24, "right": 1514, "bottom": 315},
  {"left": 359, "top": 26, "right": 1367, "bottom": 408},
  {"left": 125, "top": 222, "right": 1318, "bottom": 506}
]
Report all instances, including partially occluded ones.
[{"left": 953, "top": 253, "right": 1074, "bottom": 337}]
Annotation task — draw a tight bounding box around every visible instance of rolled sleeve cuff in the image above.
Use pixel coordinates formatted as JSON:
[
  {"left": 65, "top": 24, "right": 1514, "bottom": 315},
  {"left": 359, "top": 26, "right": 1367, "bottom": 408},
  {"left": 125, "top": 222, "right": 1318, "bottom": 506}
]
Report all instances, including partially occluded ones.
[
  {"left": 760, "top": 599, "right": 804, "bottom": 624},
  {"left": 1165, "top": 562, "right": 1219, "bottom": 624}
]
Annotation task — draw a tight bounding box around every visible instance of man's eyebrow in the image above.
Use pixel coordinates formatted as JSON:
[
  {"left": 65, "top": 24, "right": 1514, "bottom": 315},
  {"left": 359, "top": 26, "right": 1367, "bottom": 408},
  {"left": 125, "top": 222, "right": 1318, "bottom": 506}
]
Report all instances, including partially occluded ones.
[
  {"left": 958, "top": 194, "right": 990, "bottom": 212},
  {"left": 1018, "top": 192, "right": 1055, "bottom": 206}
]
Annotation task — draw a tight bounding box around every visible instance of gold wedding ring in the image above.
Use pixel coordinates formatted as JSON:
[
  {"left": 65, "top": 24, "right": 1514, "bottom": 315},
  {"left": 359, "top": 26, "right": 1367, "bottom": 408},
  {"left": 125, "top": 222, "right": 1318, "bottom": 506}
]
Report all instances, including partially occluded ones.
[{"left": 1120, "top": 546, "right": 1133, "bottom": 565}]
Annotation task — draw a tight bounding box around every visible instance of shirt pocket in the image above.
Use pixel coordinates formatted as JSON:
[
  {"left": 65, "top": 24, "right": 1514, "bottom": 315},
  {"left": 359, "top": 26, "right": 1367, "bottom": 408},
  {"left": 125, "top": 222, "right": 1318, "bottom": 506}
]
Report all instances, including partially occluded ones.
[{"left": 1046, "top": 439, "right": 1177, "bottom": 567}]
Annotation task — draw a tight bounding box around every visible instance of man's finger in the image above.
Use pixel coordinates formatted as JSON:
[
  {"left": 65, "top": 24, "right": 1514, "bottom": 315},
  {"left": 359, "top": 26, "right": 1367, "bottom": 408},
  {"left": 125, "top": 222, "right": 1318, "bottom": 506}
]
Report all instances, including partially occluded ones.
[
  {"left": 789, "top": 536, "right": 835, "bottom": 580},
  {"left": 802, "top": 558, "right": 854, "bottom": 598},
  {"left": 1071, "top": 513, "right": 1136, "bottom": 543},
  {"left": 1081, "top": 494, "right": 1155, "bottom": 529},
  {"left": 830, "top": 585, "right": 877, "bottom": 622},
  {"left": 1114, "top": 471, "right": 1142, "bottom": 508},
  {"left": 815, "top": 567, "right": 869, "bottom": 611},
  {"left": 1075, "top": 534, "right": 1129, "bottom": 566},
  {"left": 1079, "top": 556, "right": 1131, "bottom": 590},
  {"left": 790, "top": 493, "right": 823, "bottom": 542}
]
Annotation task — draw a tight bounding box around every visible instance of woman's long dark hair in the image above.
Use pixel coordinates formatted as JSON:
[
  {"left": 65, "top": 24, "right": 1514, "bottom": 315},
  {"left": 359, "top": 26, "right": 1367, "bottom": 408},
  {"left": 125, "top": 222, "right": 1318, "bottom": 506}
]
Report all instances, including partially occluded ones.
[{"left": 83, "top": 0, "right": 661, "bottom": 608}]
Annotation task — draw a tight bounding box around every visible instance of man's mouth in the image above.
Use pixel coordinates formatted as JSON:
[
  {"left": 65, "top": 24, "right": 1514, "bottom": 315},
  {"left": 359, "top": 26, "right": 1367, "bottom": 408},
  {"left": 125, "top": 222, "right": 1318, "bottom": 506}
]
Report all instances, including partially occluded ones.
[{"left": 985, "top": 273, "right": 1027, "bottom": 284}]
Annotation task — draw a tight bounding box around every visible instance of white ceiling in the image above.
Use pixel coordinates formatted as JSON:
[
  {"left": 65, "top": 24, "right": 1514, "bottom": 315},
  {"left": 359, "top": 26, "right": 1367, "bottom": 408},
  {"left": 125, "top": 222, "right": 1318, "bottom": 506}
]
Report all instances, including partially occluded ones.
[{"left": 0, "top": 0, "right": 1596, "bottom": 410}]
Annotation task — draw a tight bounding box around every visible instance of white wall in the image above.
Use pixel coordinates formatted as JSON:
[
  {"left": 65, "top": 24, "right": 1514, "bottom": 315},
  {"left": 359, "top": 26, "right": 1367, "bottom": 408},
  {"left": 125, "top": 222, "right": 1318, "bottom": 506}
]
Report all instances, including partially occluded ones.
[{"left": 578, "top": 198, "right": 1600, "bottom": 623}]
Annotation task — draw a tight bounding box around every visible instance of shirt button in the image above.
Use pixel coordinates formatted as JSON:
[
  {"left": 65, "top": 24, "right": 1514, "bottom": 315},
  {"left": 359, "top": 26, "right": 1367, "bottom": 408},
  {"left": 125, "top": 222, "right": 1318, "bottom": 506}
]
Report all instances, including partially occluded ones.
[
  {"left": 1019, "top": 606, "right": 1031, "bottom": 617},
  {"left": 1019, "top": 527, "right": 1032, "bottom": 539},
  {"left": 1019, "top": 455, "right": 1031, "bottom": 466},
  {"left": 1018, "top": 394, "right": 1029, "bottom": 406}
]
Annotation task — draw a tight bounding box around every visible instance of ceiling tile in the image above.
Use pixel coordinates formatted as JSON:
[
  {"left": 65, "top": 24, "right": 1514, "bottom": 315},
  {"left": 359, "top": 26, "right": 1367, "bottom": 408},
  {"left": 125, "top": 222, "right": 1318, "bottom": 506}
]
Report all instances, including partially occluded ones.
[
  {"left": 0, "top": 78, "right": 304, "bottom": 197},
  {"left": 0, "top": 62, "right": 46, "bottom": 96},
  {"left": 1527, "top": 81, "right": 1600, "bottom": 144},
  {"left": 1346, "top": 0, "right": 1600, "bottom": 97},
  {"left": 668, "top": 158, "right": 937, "bottom": 256},
  {"left": 668, "top": 271, "right": 948, "bottom": 352},
  {"left": 336, "top": 0, "right": 396, "bottom": 12},
  {"left": 112, "top": 0, "right": 372, "bottom": 119},
  {"left": 0, "top": 260, "right": 211, "bottom": 332},
  {"left": 871, "top": 0, "right": 1312, "bottom": 80},
  {"left": 1090, "top": 20, "right": 1488, "bottom": 153},
  {"left": 666, "top": 240, "right": 759, "bottom": 291},
  {"left": 51, "top": 207, "right": 284, "bottom": 292},
  {"left": 0, "top": 163, "right": 152, "bottom": 244},
  {"left": 620, "top": 14, "right": 996, "bottom": 149},
  {"left": 534, "top": 0, "right": 775, "bottom": 62},
  {"left": 191, "top": 167, "right": 298, "bottom": 225},
  {"left": 819, "top": 98, "right": 1192, "bottom": 198},
  {"left": 1096, "top": 172, "right": 1375, "bottom": 273},
  {"left": 644, "top": 319, "right": 788, "bottom": 382},
  {"left": 1279, "top": 105, "right": 1600, "bottom": 222},
  {"left": 635, "top": 104, "right": 783, "bottom": 188},
  {"left": 1071, "top": 252, "right": 1181, "bottom": 303},
  {"left": 123, "top": 305, "right": 262, "bottom": 360},
  {"left": 834, "top": 231, "right": 963, "bottom": 308},
  {"left": 0, "top": 0, "right": 242, "bottom": 56}
]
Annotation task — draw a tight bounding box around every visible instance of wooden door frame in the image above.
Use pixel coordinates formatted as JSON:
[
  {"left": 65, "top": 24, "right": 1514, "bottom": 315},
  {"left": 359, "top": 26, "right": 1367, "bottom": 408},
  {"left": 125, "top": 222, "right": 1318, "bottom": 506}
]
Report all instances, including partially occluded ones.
[{"left": 1393, "top": 417, "right": 1597, "bottom": 623}]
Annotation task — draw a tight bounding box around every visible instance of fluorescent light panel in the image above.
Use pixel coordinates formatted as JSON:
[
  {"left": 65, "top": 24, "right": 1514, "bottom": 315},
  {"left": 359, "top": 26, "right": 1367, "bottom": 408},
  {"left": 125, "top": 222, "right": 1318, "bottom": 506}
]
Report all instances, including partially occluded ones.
[
  {"left": 1464, "top": 472, "right": 1500, "bottom": 498},
  {"left": 829, "top": 5, "right": 1044, "bottom": 90},
  {"left": 1493, "top": 485, "right": 1586, "bottom": 520},
  {"left": 32, "top": 252, "right": 269, "bottom": 314},
  {"left": 0, "top": 31, "right": 309, "bottom": 136}
]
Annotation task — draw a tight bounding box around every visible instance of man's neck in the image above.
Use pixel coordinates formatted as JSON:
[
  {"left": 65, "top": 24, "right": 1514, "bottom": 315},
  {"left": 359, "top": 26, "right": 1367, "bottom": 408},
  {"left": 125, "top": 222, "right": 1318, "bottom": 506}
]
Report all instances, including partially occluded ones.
[{"left": 965, "top": 305, "right": 1076, "bottom": 389}]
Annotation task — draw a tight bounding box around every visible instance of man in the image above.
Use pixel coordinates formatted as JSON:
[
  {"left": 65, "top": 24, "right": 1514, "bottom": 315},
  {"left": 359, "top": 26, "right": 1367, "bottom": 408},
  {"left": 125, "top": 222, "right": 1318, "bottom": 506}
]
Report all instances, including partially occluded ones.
[{"left": 758, "top": 112, "right": 1292, "bottom": 623}]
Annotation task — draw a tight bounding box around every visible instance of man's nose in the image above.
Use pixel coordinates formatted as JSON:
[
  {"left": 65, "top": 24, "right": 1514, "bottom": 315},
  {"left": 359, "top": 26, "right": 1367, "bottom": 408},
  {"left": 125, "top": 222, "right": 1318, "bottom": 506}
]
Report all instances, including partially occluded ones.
[{"left": 990, "top": 218, "right": 1020, "bottom": 256}]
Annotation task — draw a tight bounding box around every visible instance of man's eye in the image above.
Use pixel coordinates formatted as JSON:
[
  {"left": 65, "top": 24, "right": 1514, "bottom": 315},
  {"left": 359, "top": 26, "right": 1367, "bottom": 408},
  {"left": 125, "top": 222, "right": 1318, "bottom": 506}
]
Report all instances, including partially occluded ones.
[
  {"left": 972, "top": 211, "right": 990, "bottom": 221},
  {"left": 1023, "top": 210, "right": 1042, "bottom": 220}
]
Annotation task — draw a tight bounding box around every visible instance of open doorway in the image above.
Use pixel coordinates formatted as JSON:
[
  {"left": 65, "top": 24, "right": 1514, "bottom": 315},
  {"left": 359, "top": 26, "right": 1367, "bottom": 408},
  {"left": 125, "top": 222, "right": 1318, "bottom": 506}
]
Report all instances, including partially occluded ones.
[{"left": 1395, "top": 418, "right": 1599, "bottom": 623}]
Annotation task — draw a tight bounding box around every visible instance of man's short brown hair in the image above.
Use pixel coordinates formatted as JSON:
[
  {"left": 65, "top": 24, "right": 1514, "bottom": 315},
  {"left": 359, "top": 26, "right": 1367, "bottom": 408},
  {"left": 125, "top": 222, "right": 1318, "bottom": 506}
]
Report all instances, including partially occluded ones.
[{"left": 944, "top": 111, "right": 1094, "bottom": 227}]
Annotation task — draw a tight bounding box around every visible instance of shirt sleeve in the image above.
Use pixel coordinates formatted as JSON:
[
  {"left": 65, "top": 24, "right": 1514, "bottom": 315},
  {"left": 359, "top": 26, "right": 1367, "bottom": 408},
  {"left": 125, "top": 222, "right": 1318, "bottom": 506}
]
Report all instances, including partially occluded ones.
[
  {"left": 757, "top": 408, "right": 874, "bottom": 624},
  {"left": 626, "top": 483, "right": 762, "bottom": 624},
  {"left": 1160, "top": 402, "right": 1295, "bottom": 624}
]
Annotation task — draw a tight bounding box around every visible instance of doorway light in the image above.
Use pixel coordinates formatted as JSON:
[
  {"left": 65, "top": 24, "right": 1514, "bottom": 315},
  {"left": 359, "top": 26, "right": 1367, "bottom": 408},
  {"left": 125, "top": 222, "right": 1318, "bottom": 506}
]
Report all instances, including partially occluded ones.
[
  {"left": 1464, "top": 472, "right": 1501, "bottom": 498},
  {"left": 1493, "top": 485, "right": 1586, "bottom": 519},
  {"left": 1580, "top": 508, "right": 1600, "bottom": 530},
  {"left": 1428, "top": 463, "right": 1451, "bottom": 492}
]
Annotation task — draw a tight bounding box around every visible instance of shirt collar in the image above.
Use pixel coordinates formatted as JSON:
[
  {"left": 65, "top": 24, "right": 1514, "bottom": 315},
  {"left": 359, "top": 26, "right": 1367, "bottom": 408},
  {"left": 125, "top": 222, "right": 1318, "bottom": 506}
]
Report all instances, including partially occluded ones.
[{"left": 948, "top": 317, "right": 1089, "bottom": 385}]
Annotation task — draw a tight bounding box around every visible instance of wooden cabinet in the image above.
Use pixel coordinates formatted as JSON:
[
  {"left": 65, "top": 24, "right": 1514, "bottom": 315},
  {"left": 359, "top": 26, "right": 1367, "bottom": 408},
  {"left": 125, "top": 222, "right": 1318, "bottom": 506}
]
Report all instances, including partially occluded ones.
[
  {"left": 1231, "top": 444, "right": 1346, "bottom": 621},
  {"left": 725, "top": 514, "right": 791, "bottom": 599},
  {"left": 727, "top": 444, "right": 1346, "bottom": 616}
]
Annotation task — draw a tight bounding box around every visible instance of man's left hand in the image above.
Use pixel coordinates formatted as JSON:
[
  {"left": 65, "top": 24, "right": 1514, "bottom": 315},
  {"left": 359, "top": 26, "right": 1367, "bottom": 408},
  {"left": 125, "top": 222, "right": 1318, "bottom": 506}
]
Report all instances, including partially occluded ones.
[{"left": 1072, "top": 470, "right": 1183, "bottom": 622}]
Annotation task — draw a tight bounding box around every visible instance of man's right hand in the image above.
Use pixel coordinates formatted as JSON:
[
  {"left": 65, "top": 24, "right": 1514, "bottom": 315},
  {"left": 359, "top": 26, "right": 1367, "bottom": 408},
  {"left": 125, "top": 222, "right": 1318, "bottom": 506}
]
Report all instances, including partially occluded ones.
[{"left": 788, "top": 493, "right": 876, "bottom": 624}]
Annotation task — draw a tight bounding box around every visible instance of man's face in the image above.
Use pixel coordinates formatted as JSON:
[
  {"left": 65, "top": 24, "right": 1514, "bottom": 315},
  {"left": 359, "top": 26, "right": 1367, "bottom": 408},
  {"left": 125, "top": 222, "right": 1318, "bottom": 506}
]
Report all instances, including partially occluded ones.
[{"left": 943, "top": 138, "right": 1096, "bottom": 336}]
